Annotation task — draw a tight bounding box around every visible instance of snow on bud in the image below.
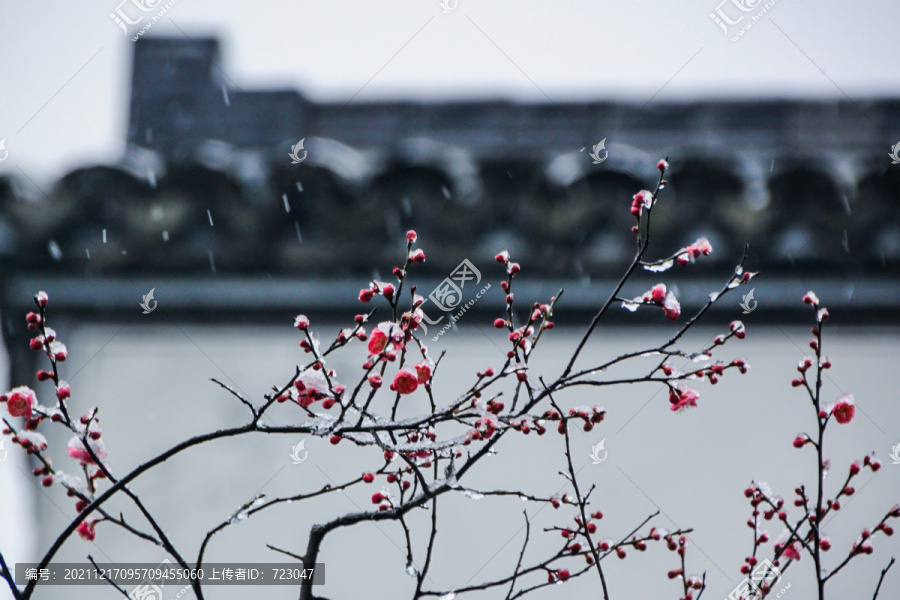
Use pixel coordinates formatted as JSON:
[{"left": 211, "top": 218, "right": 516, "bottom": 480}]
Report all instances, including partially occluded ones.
[
  {"left": 657, "top": 159, "right": 669, "bottom": 172},
  {"left": 631, "top": 190, "right": 652, "bottom": 218},
  {"left": 663, "top": 292, "right": 681, "bottom": 321},
  {"left": 730, "top": 321, "right": 746, "bottom": 339},
  {"left": 495, "top": 251, "right": 509, "bottom": 264},
  {"left": 56, "top": 385, "right": 71, "bottom": 401},
  {"left": 391, "top": 370, "right": 419, "bottom": 395},
  {"left": 817, "top": 308, "right": 829, "bottom": 322},
  {"left": 35, "top": 291, "right": 49, "bottom": 308},
  {"left": 695, "top": 237, "right": 712, "bottom": 255},
  {"left": 803, "top": 291, "right": 819, "bottom": 306},
  {"left": 406, "top": 230, "right": 417, "bottom": 243},
  {"left": 293, "top": 315, "right": 310, "bottom": 330},
  {"left": 649, "top": 284, "right": 666, "bottom": 304},
  {"left": 409, "top": 249, "right": 426, "bottom": 263},
  {"left": 49, "top": 341, "right": 68, "bottom": 361},
  {"left": 831, "top": 394, "right": 855, "bottom": 424},
  {"left": 17, "top": 431, "right": 48, "bottom": 452},
  {"left": 5, "top": 386, "right": 36, "bottom": 418},
  {"left": 368, "top": 374, "right": 383, "bottom": 389},
  {"left": 67, "top": 436, "right": 107, "bottom": 465}
]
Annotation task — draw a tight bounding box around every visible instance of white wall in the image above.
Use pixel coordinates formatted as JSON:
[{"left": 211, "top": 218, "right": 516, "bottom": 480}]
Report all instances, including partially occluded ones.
[{"left": 2, "top": 320, "right": 898, "bottom": 599}]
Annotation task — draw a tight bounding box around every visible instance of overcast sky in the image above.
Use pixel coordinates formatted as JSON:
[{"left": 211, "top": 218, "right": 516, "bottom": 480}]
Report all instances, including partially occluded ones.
[{"left": 0, "top": 0, "right": 898, "bottom": 181}]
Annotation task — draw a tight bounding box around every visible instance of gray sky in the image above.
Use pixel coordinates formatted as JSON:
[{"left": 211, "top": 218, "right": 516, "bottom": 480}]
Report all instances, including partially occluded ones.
[{"left": 0, "top": 0, "right": 898, "bottom": 181}]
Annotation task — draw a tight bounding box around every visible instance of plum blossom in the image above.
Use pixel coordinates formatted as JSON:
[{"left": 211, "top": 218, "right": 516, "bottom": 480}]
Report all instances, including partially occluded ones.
[
  {"left": 4, "top": 386, "right": 36, "bottom": 418},
  {"left": 76, "top": 520, "right": 96, "bottom": 542},
  {"left": 669, "top": 387, "right": 699, "bottom": 412},
  {"left": 414, "top": 360, "right": 434, "bottom": 384},
  {"left": 831, "top": 394, "right": 855, "bottom": 424},
  {"left": 368, "top": 322, "right": 402, "bottom": 356},
  {"left": 368, "top": 327, "right": 388, "bottom": 355},
  {"left": 782, "top": 542, "right": 801, "bottom": 561},
  {"left": 391, "top": 370, "right": 419, "bottom": 395},
  {"left": 67, "top": 436, "right": 108, "bottom": 465}
]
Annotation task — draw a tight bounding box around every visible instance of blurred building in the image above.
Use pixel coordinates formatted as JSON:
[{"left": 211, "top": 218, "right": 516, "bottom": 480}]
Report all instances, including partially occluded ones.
[{"left": 1, "top": 35, "right": 898, "bottom": 329}]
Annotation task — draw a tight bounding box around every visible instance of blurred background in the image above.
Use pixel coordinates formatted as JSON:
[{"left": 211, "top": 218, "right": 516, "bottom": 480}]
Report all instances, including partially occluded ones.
[{"left": 0, "top": 1, "right": 899, "bottom": 599}]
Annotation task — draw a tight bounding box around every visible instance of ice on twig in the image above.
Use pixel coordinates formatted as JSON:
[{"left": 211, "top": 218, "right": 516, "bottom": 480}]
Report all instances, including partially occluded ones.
[
  {"left": 228, "top": 494, "right": 266, "bottom": 525},
  {"left": 644, "top": 259, "right": 674, "bottom": 273}
]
